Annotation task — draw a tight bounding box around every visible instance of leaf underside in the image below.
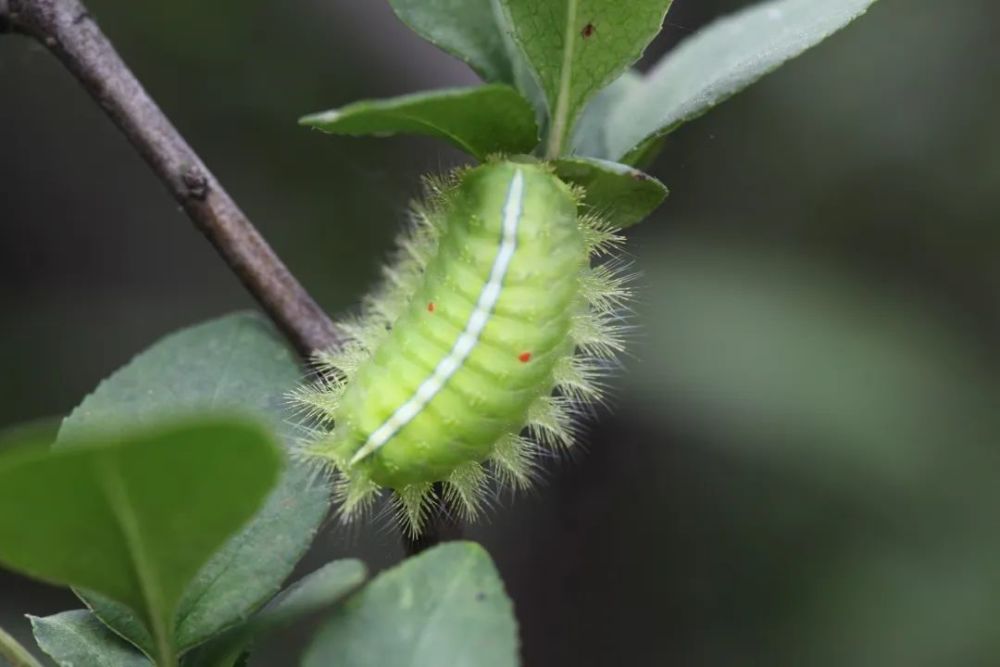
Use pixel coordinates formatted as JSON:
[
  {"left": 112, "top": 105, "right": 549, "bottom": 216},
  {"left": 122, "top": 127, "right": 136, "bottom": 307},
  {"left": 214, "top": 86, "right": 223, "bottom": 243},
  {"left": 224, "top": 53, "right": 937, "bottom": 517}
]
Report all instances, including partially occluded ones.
[
  {"left": 604, "top": 0, "right": 880, "bottom": 162},
  {"left": 31, "top": 611, "right": 152, "bottom": 667}
]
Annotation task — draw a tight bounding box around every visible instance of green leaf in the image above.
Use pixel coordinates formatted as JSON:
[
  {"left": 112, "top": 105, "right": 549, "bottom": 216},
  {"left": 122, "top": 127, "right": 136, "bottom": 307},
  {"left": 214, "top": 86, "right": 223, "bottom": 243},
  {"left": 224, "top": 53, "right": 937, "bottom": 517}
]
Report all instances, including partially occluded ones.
[
  {"left": 182, "top": 560, "right": 366, "bottom": 667},
  {"left": 303, "top": 542, "right": 518, "bottom": 667},
  {"left": 617, "top": 134, "right": 666, "bottom": 170},
  {"left": 300, "top": 85, "right": 539, "bottom": 160},
  {"left": 76, "top": 593, "right": 154, "bottom": 656},
  {"left": 0, "top": 418, "right": 283, "bottom": 666},
  {"left": 605, "top": 0, "right": 880, "bottom": 162},
  {"left": 569, "top": 69, "right": 641, "bottom": 160},
  {"left": 30, "top": 611, "right": 152, "bottom": 667},
  {"left": 60, "top": 312, "right": 331, "bottom": 654},
  {"left": 553, "top": 156, "right": 667, "bottom": 228},
  {"left": 385, "top": 0, "right": 548, "bottom": 127},
  {"left": 256, "top": 560, "right": 367, "bottom": 628},
  {"left": 387, "top": 0, "right": 515, "bottom": 83},
  {"left": 498, "top": 0, "right": 674, "bottom": 158}
]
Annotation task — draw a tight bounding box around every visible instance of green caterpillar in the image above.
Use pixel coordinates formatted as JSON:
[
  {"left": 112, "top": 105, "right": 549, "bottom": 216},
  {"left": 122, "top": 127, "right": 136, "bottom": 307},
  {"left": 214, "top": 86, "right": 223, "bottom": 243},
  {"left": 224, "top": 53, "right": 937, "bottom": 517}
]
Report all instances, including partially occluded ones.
[{"left": 295, "top": 159, "right": 628, "bottom": 535}]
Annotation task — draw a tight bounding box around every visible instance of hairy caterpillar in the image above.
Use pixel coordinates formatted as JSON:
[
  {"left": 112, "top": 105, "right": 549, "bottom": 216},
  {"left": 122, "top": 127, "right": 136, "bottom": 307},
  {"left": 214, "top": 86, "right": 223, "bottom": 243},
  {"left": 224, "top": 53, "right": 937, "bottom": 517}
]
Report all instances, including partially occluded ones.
[{"left": 294, "top": 159, "right": 629, "bottom": 535}]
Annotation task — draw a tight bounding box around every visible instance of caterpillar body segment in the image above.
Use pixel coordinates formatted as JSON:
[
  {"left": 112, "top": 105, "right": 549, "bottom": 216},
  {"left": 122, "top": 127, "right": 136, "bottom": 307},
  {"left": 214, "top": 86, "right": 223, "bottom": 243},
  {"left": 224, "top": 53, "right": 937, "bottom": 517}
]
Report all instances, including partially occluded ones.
[{"left": 296, "top": 160, "right": 629, "bottom": 535}]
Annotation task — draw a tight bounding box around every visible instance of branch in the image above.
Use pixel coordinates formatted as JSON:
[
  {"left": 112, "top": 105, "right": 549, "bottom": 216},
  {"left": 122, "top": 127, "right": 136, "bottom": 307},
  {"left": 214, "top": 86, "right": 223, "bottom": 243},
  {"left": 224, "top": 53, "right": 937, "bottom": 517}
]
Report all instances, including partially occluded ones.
[{"left": 1, "top": 0, "right": 341, "bottom": 358}]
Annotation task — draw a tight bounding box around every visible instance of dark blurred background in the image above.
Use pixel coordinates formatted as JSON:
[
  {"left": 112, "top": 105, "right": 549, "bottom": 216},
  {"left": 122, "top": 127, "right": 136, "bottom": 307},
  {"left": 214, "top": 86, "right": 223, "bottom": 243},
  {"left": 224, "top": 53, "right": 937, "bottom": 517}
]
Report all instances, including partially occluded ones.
[{"left": 2, "top": 0, "right": 999, "bottom": 664}]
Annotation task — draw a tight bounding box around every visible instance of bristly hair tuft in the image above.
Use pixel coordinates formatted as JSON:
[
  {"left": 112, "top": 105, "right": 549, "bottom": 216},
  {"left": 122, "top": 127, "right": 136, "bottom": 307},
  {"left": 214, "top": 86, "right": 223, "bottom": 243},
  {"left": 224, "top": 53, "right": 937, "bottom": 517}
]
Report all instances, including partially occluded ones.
[
  {"left": 444, "top": 461, "right": 490, "bottom": 521},
  {"left": 489, "top": 432, "right": 540, "bottom": 491},
  {"left": 334, "top": 469, "right": 380, "bottom": 523},
  {"left": 578, "top": 213, "right": 625, "bottom": 257},
  {"left": 394, "top": 482, "right": 435, "bottom": 538}
]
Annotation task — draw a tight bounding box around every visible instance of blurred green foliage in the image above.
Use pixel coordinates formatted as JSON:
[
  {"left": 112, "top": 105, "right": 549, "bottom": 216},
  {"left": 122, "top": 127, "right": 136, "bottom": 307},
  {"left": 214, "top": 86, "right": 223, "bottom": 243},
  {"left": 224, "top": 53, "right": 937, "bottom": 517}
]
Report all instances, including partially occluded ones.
[{"left": 0, "top": 418, "right": 283, "bottom": 665}]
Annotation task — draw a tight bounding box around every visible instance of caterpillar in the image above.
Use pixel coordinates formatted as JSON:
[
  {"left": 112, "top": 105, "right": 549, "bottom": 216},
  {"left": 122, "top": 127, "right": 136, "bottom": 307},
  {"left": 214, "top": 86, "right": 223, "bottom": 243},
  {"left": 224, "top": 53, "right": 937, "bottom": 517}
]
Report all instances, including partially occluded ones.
[{"left": 294, "top": 159, "right": 629, "bottom": 536}]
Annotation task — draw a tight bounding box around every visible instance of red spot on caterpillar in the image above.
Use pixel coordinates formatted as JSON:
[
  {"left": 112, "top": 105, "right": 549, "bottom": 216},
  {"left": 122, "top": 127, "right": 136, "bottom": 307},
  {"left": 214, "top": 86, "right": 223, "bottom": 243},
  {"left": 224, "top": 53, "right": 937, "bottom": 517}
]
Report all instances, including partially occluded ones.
[
  {"left": 518, "top": 352, "right": 532, "bottom": 363},
  {"left": 581, "top": 23, "right": 595, "bottom": 39},
  {"left": 427, "top": 302, "right": 435, "bottom": 313}
]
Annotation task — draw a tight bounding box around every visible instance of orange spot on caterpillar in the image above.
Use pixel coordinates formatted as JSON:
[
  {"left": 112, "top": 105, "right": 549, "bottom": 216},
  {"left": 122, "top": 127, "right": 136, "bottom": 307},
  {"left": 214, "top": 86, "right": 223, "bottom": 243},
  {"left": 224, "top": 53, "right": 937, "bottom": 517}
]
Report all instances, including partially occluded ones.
[
  {"left": 427, "top": 302, "right": 435, "bottom": 313},
  {"left": 518, "top": 352, "right": 532, "bottom": 363},
  {"left": 581, "top": 23, "right": 595, "bottom": 39}
]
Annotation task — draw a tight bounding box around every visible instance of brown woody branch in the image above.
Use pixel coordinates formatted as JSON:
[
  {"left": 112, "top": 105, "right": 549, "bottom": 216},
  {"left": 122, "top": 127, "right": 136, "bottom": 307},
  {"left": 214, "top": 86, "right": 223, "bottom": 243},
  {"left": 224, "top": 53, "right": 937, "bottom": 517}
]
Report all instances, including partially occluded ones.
[{"left": 1, "top": 0, "right": 341, "bottom": 358}]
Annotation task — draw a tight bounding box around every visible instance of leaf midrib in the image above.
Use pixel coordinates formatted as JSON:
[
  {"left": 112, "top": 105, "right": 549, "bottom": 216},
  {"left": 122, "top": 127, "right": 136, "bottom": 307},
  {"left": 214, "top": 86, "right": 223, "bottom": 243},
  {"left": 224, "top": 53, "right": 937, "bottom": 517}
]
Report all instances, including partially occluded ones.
[
  {"left": 407, "top": 551, "right": 475, "bottom": 666},
  {"left": 546, "top": 0, "right": 579, "bottom": 158},
  {"left": 98, "top": 458, "right": 176, "bottom": 667},
  {"left": 48, "top": 616, "right": 114, "bottom": 667}
]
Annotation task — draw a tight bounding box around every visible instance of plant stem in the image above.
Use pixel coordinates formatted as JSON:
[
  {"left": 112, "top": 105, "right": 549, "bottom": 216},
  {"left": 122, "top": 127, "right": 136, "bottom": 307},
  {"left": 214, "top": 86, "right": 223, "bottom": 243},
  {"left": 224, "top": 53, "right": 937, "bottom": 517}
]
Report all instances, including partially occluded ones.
[
  {"left": 0, "top": 0, "right": 340, "bottom": 359},
  {"left": 0, "top": 625, "right": 44, "bottom": 667}
]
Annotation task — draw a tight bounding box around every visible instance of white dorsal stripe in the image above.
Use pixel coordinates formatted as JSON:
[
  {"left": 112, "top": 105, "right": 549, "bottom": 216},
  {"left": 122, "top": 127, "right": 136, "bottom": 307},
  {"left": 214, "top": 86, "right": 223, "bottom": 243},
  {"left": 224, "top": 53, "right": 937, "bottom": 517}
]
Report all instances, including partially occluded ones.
[{"left": 350, "top": 169, "right": 526, "bottom": 465}]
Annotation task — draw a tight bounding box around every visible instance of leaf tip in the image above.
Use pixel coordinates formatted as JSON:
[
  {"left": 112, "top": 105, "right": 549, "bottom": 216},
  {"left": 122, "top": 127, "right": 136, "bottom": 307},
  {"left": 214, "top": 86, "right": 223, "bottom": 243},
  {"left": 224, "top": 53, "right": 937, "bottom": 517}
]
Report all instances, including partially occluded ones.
[{"left": 298, "top": 110, "right": 340, "bottom": 128}]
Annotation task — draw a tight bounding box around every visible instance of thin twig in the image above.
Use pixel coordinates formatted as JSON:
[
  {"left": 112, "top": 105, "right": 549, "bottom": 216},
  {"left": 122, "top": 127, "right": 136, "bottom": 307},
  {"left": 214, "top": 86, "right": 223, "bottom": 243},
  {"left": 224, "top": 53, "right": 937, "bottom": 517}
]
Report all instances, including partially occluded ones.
[{"left": 2, "top": 0, "right": 340, "bottom": 358}]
